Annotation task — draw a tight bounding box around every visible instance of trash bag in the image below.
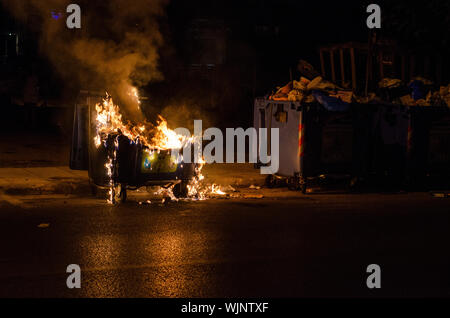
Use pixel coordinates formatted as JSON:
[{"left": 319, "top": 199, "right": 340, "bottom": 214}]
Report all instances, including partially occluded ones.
[
  {"left": 288, "top": 89, "right": 304, "bottom": 101},
  {"left": 378, "top": 78, "right": 402, "bottom": 89},
  {"left": 307, "top": 76, "right": 340, "bottom": 92},
  {"left": 271, "top": 81, "right": 292, "bottom": 100},
  {"left": 329, "top": 90, "right": 353, "bottom": 103},
  {"left": 377, "top": 78, "right": 407, "bottom": 102},
  {"left": 439, "top": 84, "right": 450, "bottom": 107},
  {"left": 399, "top": 94, "right": 416, "bottom": 106},
  {"left": 409, "top": 80, "right": 426, "bottom": 100},
  {"left": 408, "top": 77, "right": 433, "bottom": 101},
  {"left": 312, "top": 90, "right": 350, "bottom": 112},
  {"left": 293, "top": 78, "right": 309, "bottom": 91},
  {"left": 276, "top": 81, "right": 293, "bottom": 94},
  {"left": 353, "top": 92, "right": 379, "bottom": 104}
]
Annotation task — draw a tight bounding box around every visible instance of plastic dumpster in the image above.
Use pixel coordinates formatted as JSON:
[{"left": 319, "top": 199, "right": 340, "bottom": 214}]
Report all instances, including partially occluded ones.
[
  {"left": 253, "top": 97, "right": 270, "bottom": 169},
  {"left": 70, "top": 90, "right": 103, "bottom": 171},
  {"left": 70, "top": 90, "right": 198, "bottom": 202},
  {"left": 259, "top": 99, "right": 370, "bottom": 193},
  {"left": 86, "top": 92, "right": 111, "bottom": 188},
  {"left": 70, "top": 103, "right": 89, "bottom": 170},
  {"left": 370, "top": 104, "right": 450, "bottom": 190},
  {"left": 371, "top": 104, "right": 409, "bottom": 187},
  {"left": 96, "top": 133, "right": 198, "bottom": 202},
  {"left": 405, "top": 106, "right": 450, "bottom": 189}
]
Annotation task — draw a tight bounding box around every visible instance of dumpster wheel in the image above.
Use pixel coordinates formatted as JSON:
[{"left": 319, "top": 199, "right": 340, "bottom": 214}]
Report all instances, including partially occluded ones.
[
  {"left": 299, "top": 175, "right": 307, "bottom": 194},
  {"left": 287, "top": 173, "right": 307, "bottom": 194},
  {"left": 172, "top": 181, "right": 189, "bottom": 198},
  {"left": 300, "top": 183, "right": 307, "bottom": 194},
  {"left": 90, "top": 184, "right": 98, "bottom": 196},
  {"left": 265, "top": 175, "right": 276, "bottom": 188}
]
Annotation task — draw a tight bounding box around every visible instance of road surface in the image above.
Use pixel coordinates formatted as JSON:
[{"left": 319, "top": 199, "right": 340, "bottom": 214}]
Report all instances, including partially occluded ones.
[{"left": 0, "top": 190, "right": 449, "bottom": 297}]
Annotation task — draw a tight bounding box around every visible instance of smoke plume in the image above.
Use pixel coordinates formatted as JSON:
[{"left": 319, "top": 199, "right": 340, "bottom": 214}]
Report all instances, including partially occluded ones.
[{"left": 2, "top": 0, "right": 168, "bottom": 121}]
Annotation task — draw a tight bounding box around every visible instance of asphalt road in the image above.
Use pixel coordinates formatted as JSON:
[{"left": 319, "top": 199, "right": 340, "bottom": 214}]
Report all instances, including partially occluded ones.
[{"left": 0, "top": 191, "right": 449, "bottom": 298}]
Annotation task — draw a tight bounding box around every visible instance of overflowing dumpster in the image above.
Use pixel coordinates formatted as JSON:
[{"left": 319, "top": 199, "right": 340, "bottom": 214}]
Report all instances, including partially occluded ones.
[
  {"left": 371, "top": 104, "right": 410, "bottom": 187},
  {"left": 370, "top": 104, "right": 450, "bottom": 189},
  {"left": 405, "top": 106, "right": 450, "bottom": 188},
  {"left": 255, "top": 54, "right": 450, "bottom": 192},
  {"left": 254, "top": 99, "right": 374, "bottom": 193},
  {"left": 254, "top": 98, "right": 450, "bottom": 192}
]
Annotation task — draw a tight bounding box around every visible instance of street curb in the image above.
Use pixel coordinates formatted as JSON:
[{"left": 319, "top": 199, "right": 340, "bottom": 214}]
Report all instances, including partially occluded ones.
[
  {"left": 0, "top": 164, "right": 266, "bottom": 196},
  {"left": 201, "top": 165, "right": 267, "bottom": 188},
  {"left": 0, "top": 177, "right": 264, "bottom": 196},
  {"left": 0, "top": 180, "right": 91, "bottom": 196}
]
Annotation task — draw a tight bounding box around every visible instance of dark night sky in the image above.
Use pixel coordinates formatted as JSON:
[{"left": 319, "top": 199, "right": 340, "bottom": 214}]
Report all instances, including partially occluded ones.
[
  {"left": 0, "top": 0, "right": 448, "bottom": 123},
  {"left": 164, "top": 0, "right": 449, "bottom": 87}
]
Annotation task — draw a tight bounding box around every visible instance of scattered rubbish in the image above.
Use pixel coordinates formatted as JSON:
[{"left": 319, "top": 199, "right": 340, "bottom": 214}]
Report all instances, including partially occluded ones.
[
  {"left": 243, "top": 194, "right": 264, "bottom": 199},
  {"left": 249, "top": 184, "right": 261, "bottom": 190},
  {"left": 154, "top": 186, "right": 178, "bottom": 202},
  {"left": 379, "top": 78, "right": 403, "bottom": 89},
  {"left": 312, "top": 90, "right": 350, "bottom": 112},
  {"left": 223, "top": 185, "right": 237, "bottom": 192},
  {"left": 208, "top": 193, "right": 230, "bottom": 199},
  {"left": 409, "top": 79, "right": 427, "bottom": 101},
  {"left": 37, "top": 223, "right": 50, "bottom": 228},
  {"left": 431, "top": 192, "right": 449, "bottom": 198}
]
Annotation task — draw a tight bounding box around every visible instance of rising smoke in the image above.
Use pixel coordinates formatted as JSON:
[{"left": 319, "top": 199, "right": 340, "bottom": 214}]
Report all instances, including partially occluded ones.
[{"left": 2, "top": 0, "right": 168, "bottom": 122}]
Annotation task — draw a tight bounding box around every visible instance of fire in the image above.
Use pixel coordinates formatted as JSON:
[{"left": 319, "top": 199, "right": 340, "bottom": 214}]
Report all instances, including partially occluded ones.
[
  {"left": 93, "top": 88, "right": 227, "bottom": 202},
  {"left": 210, "top": 184, "right": 226, "bottom": 195},
  {"left": 150, "top": 115, "right": 186, "bottom": 150},
  {"left": 94, "top": 93, "right": 189, "bottom": 151}
]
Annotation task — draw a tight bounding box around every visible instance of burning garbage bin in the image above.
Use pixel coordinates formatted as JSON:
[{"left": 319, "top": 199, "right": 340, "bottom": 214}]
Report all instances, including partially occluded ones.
[
  {"left": 128, "top": 142, "right": 197, "bottom": 198},
  {"left": 91, "top": 132, "right": 198, "bottom": 203},
  {"left": 70, "top": 90, "right": 199, "bottom": 203},
  {"left": 87, "top": 92, "right": 112, "bottom": 189}
]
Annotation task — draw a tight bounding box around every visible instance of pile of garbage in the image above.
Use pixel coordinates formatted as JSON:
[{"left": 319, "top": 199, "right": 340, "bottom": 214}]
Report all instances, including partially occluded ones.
[
  {"left": 268, "top": 61, "right": 450, "bottom": 109},
  {"left": 379, "top": 77, "right": 450, "bottom": 107},
  {"left": 269, "top": 75, "right": 353, "bottom": 111}
]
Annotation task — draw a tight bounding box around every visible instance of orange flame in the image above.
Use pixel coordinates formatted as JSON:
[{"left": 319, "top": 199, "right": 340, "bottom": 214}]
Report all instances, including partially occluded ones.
[{"left": 94, "top": 88, "right": 226, "bottom": 201}]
